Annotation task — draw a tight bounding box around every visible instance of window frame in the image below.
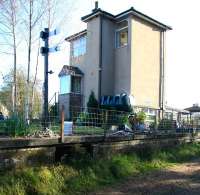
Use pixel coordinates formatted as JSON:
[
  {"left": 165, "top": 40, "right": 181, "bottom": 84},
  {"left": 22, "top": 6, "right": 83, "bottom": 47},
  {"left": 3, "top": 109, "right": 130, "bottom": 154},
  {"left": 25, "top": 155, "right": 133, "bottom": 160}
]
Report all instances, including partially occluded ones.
[
  {"left": 59, "top": 75, "right": 71, "bottom": 95},
  {"left": 115, "top": 20, "right": 128, "bottom": 48},
  {"left": 71, "top": 76, "right": 82, "bottom": 94},
  {"left": 72, "top": 36, "right": 86, "bottom": 57}
]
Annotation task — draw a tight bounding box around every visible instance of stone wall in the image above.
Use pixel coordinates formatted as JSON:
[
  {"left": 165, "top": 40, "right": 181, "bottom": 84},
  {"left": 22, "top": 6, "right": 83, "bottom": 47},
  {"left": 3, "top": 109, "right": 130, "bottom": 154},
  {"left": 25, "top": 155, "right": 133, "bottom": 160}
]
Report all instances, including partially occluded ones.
[
  {"left": 0, "top": 133, "right": 199, "bottom": 169},
  {"left": 0, "top": 147, "right": 55, "bottom": 169}
]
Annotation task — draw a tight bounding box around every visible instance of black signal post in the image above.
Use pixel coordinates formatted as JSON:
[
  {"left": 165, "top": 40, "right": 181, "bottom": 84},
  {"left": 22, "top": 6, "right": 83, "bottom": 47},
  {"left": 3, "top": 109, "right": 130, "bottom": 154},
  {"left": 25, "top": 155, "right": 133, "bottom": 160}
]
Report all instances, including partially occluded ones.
[
  {"left": 40, "top": 28, "right": 49, "bottom": 130},
  {"left": 40, "top": 27, "right": 60, "bottom": 130}
]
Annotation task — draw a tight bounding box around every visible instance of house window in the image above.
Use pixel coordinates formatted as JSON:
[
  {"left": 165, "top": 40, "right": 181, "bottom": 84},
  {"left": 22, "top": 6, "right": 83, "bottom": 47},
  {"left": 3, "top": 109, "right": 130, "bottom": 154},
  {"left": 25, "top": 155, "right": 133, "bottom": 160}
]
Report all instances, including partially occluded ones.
[
  {"left": 60, "top": 75, "right": 81, "bottom": 94},
  {"left": 116, "top": 20, "right": 128, "bottom": 48},
  {"left": 71, "top": 76, "right": 81, "bottom": 94},
  {"left": 60, "top": 75, "right": 71, "bottom": 94},
  {"left": 72, "top": 36, "right": 86, "bottom": 57}
]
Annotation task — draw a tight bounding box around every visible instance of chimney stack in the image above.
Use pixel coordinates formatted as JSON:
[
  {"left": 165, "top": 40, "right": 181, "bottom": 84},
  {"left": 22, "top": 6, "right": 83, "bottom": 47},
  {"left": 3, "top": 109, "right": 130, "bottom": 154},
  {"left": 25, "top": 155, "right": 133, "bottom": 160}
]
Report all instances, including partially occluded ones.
[
  {"left": 95, "top": 1, "right": 98, "bottom": 9},
  {"left": 92, "top": 1, "right": 99, "bottom": 12}
]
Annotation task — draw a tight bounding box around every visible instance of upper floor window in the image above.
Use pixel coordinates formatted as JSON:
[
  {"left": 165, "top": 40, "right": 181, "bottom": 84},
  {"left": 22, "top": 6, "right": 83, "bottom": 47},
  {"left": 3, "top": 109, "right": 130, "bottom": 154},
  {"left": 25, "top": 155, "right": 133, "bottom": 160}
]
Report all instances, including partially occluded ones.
[
  {"left": 72, "top": 36, "right": 86, "bottom": 57},
  {"left": 116, "top": 20, "right": 128, "bottom": 48}
]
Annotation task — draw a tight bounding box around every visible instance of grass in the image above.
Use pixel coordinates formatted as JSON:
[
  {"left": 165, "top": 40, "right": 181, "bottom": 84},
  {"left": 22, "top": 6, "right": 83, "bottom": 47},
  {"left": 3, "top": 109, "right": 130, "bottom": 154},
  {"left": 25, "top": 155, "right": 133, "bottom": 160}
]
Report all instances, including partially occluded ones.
[
  {"left": 73, "top": 126, "right": 104, "bottom": 135},
  {"left": 1, "top": 143, "right": 200, "bottom": 195}
]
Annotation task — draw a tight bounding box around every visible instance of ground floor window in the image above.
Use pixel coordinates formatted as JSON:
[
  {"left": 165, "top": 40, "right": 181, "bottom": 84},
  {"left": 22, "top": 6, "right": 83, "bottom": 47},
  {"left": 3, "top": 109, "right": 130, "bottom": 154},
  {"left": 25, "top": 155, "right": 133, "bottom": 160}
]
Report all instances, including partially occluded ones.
[
  {"left": 71, "top": 76, "right": 81, "bottom": 94},
  {"left": 59, "top": 75, "right": 81, "bottom": 94},
  {"left": 60, "top": 75, "right": 71, "bottom": 94}
]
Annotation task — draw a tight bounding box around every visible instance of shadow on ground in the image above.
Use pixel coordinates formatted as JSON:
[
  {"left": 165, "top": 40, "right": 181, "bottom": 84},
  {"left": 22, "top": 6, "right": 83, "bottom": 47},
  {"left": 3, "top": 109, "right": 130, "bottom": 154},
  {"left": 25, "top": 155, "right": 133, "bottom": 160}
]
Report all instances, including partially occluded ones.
[{"left": 91, "top": 159, "right": 200, "bottom": 195}]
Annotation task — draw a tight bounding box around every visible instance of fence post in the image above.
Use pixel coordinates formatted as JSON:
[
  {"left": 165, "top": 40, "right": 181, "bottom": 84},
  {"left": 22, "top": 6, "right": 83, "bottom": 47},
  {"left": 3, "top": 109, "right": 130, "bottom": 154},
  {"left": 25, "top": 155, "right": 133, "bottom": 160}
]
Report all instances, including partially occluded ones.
[
  {"left": 60, "top": 105, "right": 64, "bottom": 143},
  {"left": 104, "top": 110, "right": 108, "bottom": 137}
]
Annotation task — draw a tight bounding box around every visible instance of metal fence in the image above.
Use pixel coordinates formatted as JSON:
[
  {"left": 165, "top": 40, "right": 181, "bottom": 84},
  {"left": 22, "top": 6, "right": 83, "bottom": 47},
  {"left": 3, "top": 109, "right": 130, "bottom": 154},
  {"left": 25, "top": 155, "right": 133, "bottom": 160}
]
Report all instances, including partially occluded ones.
[
  {"left": 70, "top": 106, "right": 129, "bottom": 135},
  {"left": 0, "top": 115, "right": 60, "bottom": 137},
  {"left": 69, "top": 106, "right": 199, "bottom": 135},
  {"left": 0, "top": 105, "right": 199, "bottom": 137}
]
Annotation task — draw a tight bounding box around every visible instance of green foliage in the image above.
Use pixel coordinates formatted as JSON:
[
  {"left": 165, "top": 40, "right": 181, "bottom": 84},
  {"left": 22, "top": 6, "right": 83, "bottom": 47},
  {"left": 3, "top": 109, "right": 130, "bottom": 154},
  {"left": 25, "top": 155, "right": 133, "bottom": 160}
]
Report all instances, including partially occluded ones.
[
  {"left": 49, "top": 103, "right": 59, "bottom": 118},
  {"left": 109, "top": 155, "right": 138, "bottom": 178},
  {"left": 0, "top": 117, "right": 27, "bottom": 136},
  {"left": 87, "top": 91, "right": 99, "bottom": 109},
  {"left": 75, "top": 111, "right": 129, "bottom": 130},
  {"left": 118, "top": 114, "right": 129, "bottom": 125},
  {"left": 136, "top": 111, "right": 146, "bottom": 124},
  {"left": 76, "top": 112, "right": 89, "bottom": 125},
  {"left": 74, "top": 126, "right": 104, "bottom": 135},
  {"left": 1, "top": 143, "right": 200, "bottom": 195},
  {"left": 76, "top": 112, "right": 95, "bottom": 127}
]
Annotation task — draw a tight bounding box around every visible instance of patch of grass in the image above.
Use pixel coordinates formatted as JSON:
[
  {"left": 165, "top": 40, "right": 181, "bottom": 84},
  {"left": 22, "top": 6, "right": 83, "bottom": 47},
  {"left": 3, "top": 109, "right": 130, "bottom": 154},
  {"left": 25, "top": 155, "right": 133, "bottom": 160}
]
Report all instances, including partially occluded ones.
[
  {"left": 1, "top": 143, "right": 200, "bottom": 195},
  {"left": 74, "top": 126, "right": 104, "bottom": 135}
]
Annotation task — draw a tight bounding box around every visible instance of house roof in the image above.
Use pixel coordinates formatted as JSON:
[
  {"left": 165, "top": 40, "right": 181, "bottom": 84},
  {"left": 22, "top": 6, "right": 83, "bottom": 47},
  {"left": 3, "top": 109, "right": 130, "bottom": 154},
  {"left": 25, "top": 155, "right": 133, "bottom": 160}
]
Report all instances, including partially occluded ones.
[
  {"left": 58, "top": 65, "right": 84, "bottom": 77},
  {"left": 165, "top": 106, "right": 189, "bottom": 114},
  {"left": 65, "top": 7, "right": 171, "bottom": 42},
  {"left": 185, "top": 105, "right": 200, "bottom": 113},
  {"left": 81, "top": 7, "right": 172, "bottom": 30},
  {"left": 65, "top": 29, "right": 87, "bottom": 42}
]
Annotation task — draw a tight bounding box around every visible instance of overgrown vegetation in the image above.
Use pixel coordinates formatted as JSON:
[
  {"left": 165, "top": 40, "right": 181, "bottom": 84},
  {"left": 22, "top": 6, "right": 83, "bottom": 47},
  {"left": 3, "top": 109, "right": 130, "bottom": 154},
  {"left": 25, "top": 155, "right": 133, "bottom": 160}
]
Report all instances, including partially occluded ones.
[
  {"left": 1, "top": 143, "right": 200, "bottom": 195},
  {"left": 0, "top": 118, "right": 60, "bottom": 137}
]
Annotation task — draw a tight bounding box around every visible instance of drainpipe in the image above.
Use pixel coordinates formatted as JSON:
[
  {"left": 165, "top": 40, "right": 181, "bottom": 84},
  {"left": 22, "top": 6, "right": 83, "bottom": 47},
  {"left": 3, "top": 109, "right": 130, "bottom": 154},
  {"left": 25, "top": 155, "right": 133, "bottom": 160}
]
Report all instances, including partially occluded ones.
[
  {"left": 159, "top": 31, "right": 165, "bottom": 119},
  {"left": 98, "top": 15, "right": 103, "bottom": 102},
  {"left": 162, "top": 31, "right": 166, "bottom": 118}
]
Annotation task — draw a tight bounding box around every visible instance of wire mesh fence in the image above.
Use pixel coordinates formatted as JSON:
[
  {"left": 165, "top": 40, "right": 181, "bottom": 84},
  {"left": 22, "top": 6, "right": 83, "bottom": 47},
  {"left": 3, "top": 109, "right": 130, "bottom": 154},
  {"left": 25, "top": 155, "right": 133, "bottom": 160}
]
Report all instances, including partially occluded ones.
[
  {"left": 0, "top": 115, "right": 60, "bottom": 137},
  {"left": 70, "top": 106, "right": 130, "bottom": 135},
  {"left": 0, "top": 104, "right": 199, "bottom": 137}
]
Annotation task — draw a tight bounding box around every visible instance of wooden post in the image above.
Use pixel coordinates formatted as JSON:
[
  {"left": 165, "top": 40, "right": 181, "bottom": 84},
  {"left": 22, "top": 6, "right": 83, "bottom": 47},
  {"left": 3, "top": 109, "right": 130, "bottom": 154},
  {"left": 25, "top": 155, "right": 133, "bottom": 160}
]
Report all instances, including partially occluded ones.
[
  {"left": 60, "top": 105, "right": 64, "bottom": 143},
  {"left": 104, "top": 110, "right": 108, "bottom": 137}
]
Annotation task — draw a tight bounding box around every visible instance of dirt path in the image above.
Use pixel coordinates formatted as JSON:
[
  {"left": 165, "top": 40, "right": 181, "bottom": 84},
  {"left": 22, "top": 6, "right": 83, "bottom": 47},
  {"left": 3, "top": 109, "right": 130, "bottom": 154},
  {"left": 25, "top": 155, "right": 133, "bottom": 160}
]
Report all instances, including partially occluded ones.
[{"left": 91, "top": 159, "right": 200, "bottom": 195}]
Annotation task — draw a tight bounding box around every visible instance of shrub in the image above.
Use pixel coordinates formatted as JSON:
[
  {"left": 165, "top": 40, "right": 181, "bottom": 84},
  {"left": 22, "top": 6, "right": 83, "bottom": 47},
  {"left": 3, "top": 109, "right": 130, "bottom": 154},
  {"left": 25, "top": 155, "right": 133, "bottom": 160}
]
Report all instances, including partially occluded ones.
[
  {"left": 87, "top": 91, "right": 99, "bottom": 109},
  {"left": 136, "top": 111, "right": 146, "bottom": 124},
  {"left": 1, "top": 117, "right": 27, "bottom": 136}
]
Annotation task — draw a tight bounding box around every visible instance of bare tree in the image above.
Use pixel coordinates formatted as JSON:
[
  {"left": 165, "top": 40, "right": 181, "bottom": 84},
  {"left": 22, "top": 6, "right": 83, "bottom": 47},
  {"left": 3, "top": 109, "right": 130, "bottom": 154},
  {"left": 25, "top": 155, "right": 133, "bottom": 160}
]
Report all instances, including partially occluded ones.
[
  {"left": 19, "top": 0, "right": 46, "bottom": 123},
  {"left": 0, "top": 0, "right": 78, "bottom": 120},
  {"left": 0, "top": 0, "right": 19, "bottom": 115},
  {"left": 0, "top": 68, "right": 42, "bottom": 117}
]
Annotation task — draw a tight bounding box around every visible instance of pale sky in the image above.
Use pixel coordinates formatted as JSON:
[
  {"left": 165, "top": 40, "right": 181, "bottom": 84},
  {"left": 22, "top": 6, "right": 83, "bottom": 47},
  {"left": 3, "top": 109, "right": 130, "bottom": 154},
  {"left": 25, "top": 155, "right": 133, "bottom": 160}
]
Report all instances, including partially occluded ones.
[{"left": 1, "top": 0, "right": 200, "bottom": 109}]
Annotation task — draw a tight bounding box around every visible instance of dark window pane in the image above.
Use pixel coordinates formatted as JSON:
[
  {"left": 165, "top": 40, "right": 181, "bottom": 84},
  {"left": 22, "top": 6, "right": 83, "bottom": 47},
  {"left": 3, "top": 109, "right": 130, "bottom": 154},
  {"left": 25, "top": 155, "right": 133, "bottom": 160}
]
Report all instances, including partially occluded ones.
[
  {"left": 71, "top": 76, "right": 81, "bottom": 93},
  {"left": 116, "top": 28, "right": 128, "bottom": 48}
]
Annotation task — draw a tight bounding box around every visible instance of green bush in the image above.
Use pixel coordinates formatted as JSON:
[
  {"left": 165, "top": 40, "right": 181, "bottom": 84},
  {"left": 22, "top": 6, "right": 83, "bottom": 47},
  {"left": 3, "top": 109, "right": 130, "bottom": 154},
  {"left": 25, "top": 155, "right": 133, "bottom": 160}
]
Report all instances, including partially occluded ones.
[
  {"left": 136, "top": 111, "right": 146, "bottom": 124},
  {"left": 0, "top": 117, "right": 27, "bottom": 136},
  {"left": 76, "top": 112, "right": 89, "bottom": 126},
  {"left": 87, "top": 91, "right": 99, "bottom": 110}
]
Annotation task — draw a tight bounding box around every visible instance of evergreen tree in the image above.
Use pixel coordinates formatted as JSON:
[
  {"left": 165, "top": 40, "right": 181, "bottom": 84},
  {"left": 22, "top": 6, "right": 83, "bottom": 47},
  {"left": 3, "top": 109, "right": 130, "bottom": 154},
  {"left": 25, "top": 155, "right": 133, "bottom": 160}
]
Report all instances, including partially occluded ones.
[{"left": 87, "top": 91, "right": 99, "bottom": 108}]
